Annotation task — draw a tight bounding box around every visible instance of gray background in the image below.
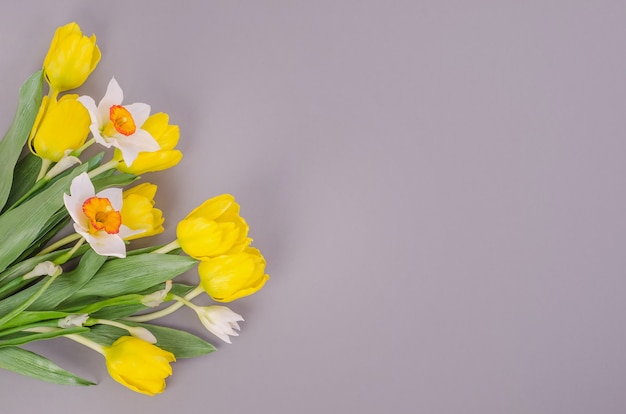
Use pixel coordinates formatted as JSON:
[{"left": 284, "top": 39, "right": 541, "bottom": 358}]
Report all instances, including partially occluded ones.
[{"left": 0, "top": 1, "right": 625, "bottom": 413}]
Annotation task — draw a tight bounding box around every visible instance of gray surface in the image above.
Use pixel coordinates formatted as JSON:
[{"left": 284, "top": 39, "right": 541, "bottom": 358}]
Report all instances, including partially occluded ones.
[{"left": 1, "top": 1, "right": 626, "bottom": 413}]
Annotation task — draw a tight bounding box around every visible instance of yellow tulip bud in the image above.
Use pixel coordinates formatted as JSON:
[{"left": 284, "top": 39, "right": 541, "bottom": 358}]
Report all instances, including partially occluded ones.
[
  {"left": 198, "top": 247, "right": 270, "bottom": 302},
  {"left": 176, "top": 194, "right": 251, "bottom": 260},
  {"left": 104, "top": 336, "right": 175, "bottom": 396},
  {"left": 115, "top": 112, "right": 183, "bottom": 174},
  {"left": 28, "top": 94, "right": 90, "bottom": 162},
  {"left": 121, "top": 183, "right": 165, "bottom": 240},
  {"left": 198, "top": 247, "right": 269, "bottom": 302},
  {"left": 43, "top": 22, "right": 101, "bottom": 93}
]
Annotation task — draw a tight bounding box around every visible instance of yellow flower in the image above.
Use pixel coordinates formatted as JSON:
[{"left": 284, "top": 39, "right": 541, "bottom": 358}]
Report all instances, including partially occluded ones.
[
  {"left": 121, "top": 183, "right": 165, "bottom": 240},
  {"left": 176, "top": 194, "right": 251, "bottom": 260},
  {"left": 114, "top": 113, "right": 183, "bottom": 174},
  {"left": 28, "top": 94, "right": 91, "bottom": 162},
  {"left": 43, "top": 22, "right": 101, "bottom": 93},
  {"left": 198, "top": 247, "right": 269, "bottom": 302},
  {"left": 104, "top": 336, "right": 175, "bottom": 396}
]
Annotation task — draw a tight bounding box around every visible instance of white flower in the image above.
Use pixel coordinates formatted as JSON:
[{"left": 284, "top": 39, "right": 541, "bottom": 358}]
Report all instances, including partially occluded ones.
[
  {"left": 78, "top": 77, "right": 159, "bottom": 166},
  {"left": 63, "top": 172, "right": 139, "bottom": 257},
  {"left": 196, "top": 305, "right": 244, "bottom": 344}
]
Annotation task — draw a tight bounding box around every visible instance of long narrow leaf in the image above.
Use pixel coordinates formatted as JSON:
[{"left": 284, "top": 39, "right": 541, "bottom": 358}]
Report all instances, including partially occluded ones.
[
  {"left": 5, "top": 153, "right": 41, "bottom": 208},
  {"left": 69, "top": 254, "right": 197, "bottom": 300},
  {"left": 83, "top": 323, "right": 216, "bottom": 358},
  {"left": 0, "top": 346, "right": 94, "bottom": 386},
  {"left": 0, "top": 71, "right": 43, "bottom": 211},
  {"left": 28, "top": 249, "right": 107, "bottom": 310},
  {"left": 0, "top": 163, "right": 89, "bottom": 273}
]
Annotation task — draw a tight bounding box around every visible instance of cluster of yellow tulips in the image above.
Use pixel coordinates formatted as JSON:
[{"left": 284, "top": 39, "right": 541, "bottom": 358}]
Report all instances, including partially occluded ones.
[{"left": 0, "top": 22, "right": 268, "bottom": 396}]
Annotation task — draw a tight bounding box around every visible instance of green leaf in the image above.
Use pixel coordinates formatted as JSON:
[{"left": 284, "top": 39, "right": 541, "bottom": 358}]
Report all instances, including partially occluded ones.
[
  {"left": 0, "top": 346, "right": 94, "bottom": 386},
  {"left": 69, "top": 254, "right": 197, "bottom": 300},
  {"left": 0, "top": 326, "right": 88, "bottom": 348},
  {"left": 83, "top": 323, "right": 216, "bottom": 358},
  {"left": 13, "top": 209, "right": 69, "bottom": 263},
  {"left": 5, "top": 153, "right": 41, "bottom": 208},
  {"left": 0, "top": 310, "right": 69, "bottom": 332},
  {"left": 0, "top": 250, "right": 105, "bottom": 318},
  {"left": 0, "top": 71, "right": 44, "bottom": 211},
  {"left": 0, "top": 249, "right": 65, "bottom": 285},
  {"left": 0, "top": 162, "right": 89, "bottom": 273},
  {"left": 89, "top": 283, "right": 197, "bottom": 320},
  {"left": 29, "top": 249, "right": 107, "bottom": 310},
  {"left": 92, "top": 173, "right": 139, "bottom": 191}
]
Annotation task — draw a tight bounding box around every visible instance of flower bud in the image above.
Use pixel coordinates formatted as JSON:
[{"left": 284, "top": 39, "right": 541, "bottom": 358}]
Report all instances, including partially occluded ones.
[
  {"left": 198, "top": 247, "right": 269, "bottom": 302},
  {"left": 121, "top": 183, "right": 164, "bottom": 240},
  {"left": 104, "top": 336, "right": 175, "bottom": 396},
  {"left": 29, "top": 95, "right": 90, "bottom": 162},
  {"left": 43, "top": 22, "right": 101, "bottom": 92},
  {"left": 176, "top": 194, "right": 251, "bottom": 260}
]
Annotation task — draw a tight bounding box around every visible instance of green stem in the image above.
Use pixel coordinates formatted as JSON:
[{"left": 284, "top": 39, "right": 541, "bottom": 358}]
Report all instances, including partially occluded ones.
[
  {"left": 37, "top": 233, "right": 82, "bottom": 256},
  {"left": 123, "top": 285, "right": 204, "bottom": 323},
  {"left": 65, "top": 333, "right": 106, "bottom": 356},
  {"left": 88, "top": 159, "right": 119, "bottom": 178},
  {"left": 151, "top": 240, "right": 181, "bottom": 254},
  {"left": 70, "top": 138, "right": 95, "bottom": 158}
]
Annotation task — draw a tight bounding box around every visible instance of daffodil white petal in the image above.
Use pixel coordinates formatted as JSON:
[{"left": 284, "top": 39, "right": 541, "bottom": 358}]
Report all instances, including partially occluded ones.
[
  {"left": 97, "top": 187, "right": 123, "bottom": 211},
  {"left": 117, "top": 224, "right": 144, "bottom": 240},
  {"left": 83, "top": 231, "right": 126, "bottom": 258},
  {"left": 64, "top": 173, "right": 95, "bottom": 229},
  {"left": 111, "top": 128, "right": 159, "bottom": 166},
  {"left": 97, "top": 77, "right": 124, "bottom": 125},
  {"left": 125, "top": 102, "right": 151, "bottom": 127}
]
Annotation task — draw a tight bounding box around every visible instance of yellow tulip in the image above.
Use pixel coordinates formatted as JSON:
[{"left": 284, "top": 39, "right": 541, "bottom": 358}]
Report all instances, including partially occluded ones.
[
  {"left": 121, "top": 183, "right": 164, "bottom": 240},
  {"left": 28, "top": 94, "right": 90, "bottom": 162},
  {"left": 198, "top": 247, "right": 269, "bottom": 302},
  {"left": 104, "top": 336, "right": 175, "bottom": 396},
  {"left": 43, "top": 22, "right": 101, "bottom": 93},
  {"left": 176, "top": 194, "right": 251, "bottom": 260},
  {"left": 114, "top": 112, "right": 183, "bottom": 174}
]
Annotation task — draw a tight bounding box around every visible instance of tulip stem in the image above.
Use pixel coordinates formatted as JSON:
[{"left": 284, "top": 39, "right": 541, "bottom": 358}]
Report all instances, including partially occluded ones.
[
  {"left": 71, "top": 138, "right": 96, "bottom": 158},
  {"left": 88, "top": 159, "right": 119, "bottom": 178},
  {"left": 65, "top": 333, "right": 106, "bottom": 356},
  {"left": 123, "top": 285, "right": 204, "bottom": 323},
  {"left": 37, "top": 233, "right": 82, "bottom": 256},
  {"left": 152, "top": 240, "right": 181, "bottom": 254}
]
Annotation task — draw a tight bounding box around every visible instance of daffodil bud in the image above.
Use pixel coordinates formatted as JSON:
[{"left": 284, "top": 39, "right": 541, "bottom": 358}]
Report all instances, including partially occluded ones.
[
  {"left": 176, "top": 194, "right": 251, "bottom": 260},
  {"left": 197, "top": 247, "right": 269, "bottom": 302},
  {"left": 115, "top": 112, "right": 183, "bottom": 174},
  {"left": 29, "top": 94, "right": 90, "bottom": 162},
  {"left": 43, "top": 22, "right": 101, "bottom": 92},
  {"left": 121, "top": 183, "right": 164, "bottom": 240},
  {"left": 104, "top": 336, "right": 175, "bottom": 396}
]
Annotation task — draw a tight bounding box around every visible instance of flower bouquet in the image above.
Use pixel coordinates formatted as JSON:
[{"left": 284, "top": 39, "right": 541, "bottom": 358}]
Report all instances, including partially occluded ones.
[{"left": 0, "top": 22, "right": 269, "bottom": 395}]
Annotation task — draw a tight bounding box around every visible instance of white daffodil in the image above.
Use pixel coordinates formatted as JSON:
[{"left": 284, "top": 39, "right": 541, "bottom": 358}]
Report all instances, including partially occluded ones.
[
  {"left": 195, "top": 305, "right": 244, "bottom": 344},
  {"left": 78, "top": 77, "right": 159, "bottom": 166},
  {"left": 63, "top": 172, "right": 140, "bottom": 257}
]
